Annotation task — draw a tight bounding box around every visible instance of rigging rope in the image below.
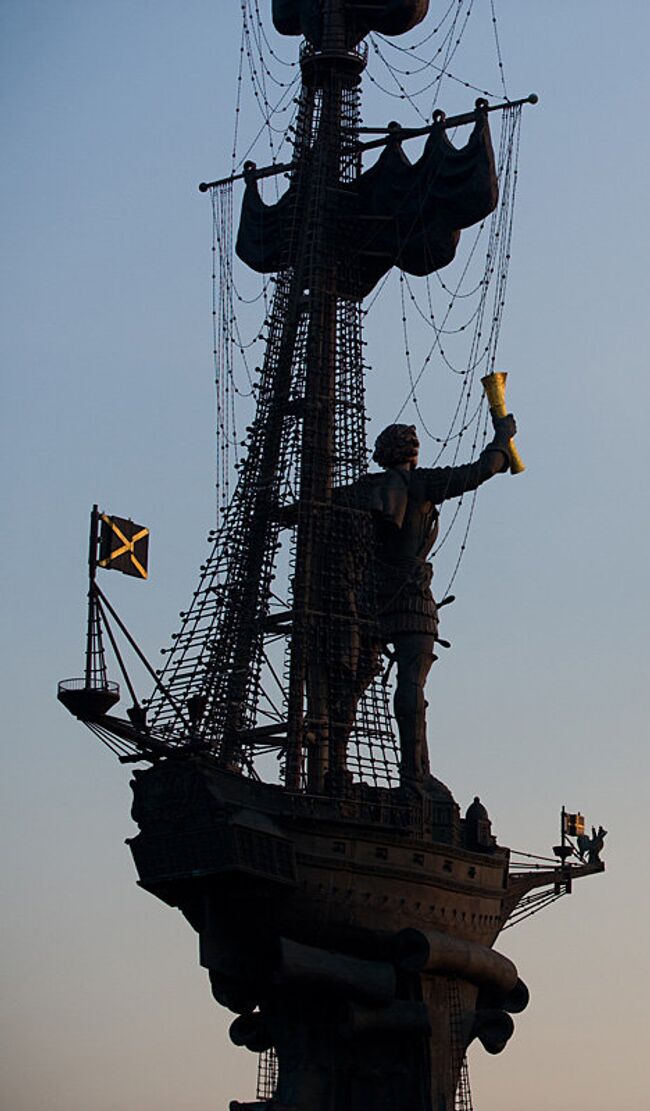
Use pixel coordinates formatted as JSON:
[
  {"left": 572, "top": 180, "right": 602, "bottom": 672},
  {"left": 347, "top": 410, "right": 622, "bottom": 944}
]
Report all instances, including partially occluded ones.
[
  {"left": 490, "top": 0, "right": 509, "bottom": 99},
  {"left": 370, "top": 0, "right": 512, "bottom": 106},
  {"left": 147, "top": 3, "right": 525, "bottom": 778},
  {"left": 449, "top": 977, "right": 475, "bottom": 1111},
  {"left": 370, "top": 0, "right": 476, "bottom": 115},
  {"left": 211, "top": 183, "right": 237, "bottom": 514},
  {"left": 361, "top": 102, "right": 524, "bottom": 593}
]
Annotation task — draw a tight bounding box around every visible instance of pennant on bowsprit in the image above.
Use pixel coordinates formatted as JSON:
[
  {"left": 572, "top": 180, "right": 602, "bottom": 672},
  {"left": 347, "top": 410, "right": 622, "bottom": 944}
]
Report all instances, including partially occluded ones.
[
  {"left": 563, "top": 812, "right": 585, "bottom": 837},
  {"left": 98, "top": 513, "right": 149, "bottom": 579}
]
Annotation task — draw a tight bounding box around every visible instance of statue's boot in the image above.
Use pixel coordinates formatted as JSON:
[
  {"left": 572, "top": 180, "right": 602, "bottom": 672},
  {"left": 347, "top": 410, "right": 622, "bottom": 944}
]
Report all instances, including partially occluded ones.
[
  {"left": 393, "top": 633, "right": 435, "bottom": 786},
  {"left": 395, "top": 704, "right": 430, "bottom": 787},
  {"left": 325, "top": 727, "right": 354, "bottom": 797}
]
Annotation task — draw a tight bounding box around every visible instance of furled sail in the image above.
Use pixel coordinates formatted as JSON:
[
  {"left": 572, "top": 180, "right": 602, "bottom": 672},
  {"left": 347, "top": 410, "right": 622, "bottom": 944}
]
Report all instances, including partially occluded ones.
[
  {"left": 272, "top": 0, "right": 430, "bottom": 46},
  {"left": 236, "top": 115, "right": 498, "bottom": 299}
]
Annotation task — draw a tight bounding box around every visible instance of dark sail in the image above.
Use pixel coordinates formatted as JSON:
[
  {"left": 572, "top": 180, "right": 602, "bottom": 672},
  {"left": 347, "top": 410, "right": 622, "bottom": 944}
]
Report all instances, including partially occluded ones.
[
  {"left": 236, "top": 114, "right": 498, "bottom": 299},
  {"left": 272, "top": 0, "right": 430, "bottom": 46}
]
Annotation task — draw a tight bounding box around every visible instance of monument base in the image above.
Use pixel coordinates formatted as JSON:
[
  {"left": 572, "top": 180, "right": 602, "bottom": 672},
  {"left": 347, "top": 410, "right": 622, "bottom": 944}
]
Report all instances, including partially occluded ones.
[{"left": 128, "top": 758, "right": 536, "bottom": 1109}]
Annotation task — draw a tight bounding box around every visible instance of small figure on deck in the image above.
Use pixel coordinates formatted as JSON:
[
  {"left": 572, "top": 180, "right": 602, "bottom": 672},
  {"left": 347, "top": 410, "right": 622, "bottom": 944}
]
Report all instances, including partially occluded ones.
[{"left": 366, "top": 413, "right": 516, "bottom": 788}]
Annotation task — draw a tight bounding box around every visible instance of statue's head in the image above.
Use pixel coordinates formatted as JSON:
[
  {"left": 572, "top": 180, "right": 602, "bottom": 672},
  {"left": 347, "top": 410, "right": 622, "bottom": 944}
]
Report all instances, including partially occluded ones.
[{"left": 373, "top": 424, "right": 420, "bottom": 468}]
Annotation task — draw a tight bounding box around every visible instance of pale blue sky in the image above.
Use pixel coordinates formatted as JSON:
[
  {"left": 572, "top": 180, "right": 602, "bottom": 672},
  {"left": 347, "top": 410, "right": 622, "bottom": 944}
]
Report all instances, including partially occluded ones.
[{"left": 2, "top": 3, "right": 649, "bottom": 1109}]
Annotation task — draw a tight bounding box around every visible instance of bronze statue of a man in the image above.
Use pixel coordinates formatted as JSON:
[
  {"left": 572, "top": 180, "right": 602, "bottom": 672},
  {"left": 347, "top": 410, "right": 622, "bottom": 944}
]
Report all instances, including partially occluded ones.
[{"left": 365, "top": 413, "right": 516, "bottom": 787}]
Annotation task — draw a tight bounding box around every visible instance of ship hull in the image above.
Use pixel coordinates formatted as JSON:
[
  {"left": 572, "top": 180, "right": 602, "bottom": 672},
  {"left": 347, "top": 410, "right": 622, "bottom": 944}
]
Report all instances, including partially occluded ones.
[{"left": 129, "top": 759, "right": 525, "bottom": 1110}]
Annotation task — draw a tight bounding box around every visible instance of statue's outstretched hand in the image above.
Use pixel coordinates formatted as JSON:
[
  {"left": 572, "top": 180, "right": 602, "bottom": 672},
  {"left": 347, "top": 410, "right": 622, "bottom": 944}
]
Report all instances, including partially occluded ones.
[{"left": 492, "top": 412, "right": 517, "bottom": 440}]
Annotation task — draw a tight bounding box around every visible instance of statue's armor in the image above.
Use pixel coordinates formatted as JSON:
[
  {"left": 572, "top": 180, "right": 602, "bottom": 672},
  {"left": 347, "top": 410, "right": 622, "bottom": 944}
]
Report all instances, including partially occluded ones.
[
  {"left": 326, "top": 436, "right": 511, "bottom": 787},
  {"left": 361, "top": 447, "right": 509, "bottom": 640},
  {"left": 372, "top": 470, "right": 440, "bottom": 639}
]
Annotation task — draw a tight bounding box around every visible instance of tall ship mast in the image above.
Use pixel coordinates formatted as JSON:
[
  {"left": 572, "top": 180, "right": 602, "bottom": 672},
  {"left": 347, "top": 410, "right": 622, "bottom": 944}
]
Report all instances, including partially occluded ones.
[{"left": 58, "top": 4, "right": 605, "bottom": 1108}]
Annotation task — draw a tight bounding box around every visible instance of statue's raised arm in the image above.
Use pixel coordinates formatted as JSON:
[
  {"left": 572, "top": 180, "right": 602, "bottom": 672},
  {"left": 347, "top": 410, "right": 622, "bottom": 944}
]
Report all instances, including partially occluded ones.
[{"left": 366, "top": 413, "right": 516, "bottom": 788}]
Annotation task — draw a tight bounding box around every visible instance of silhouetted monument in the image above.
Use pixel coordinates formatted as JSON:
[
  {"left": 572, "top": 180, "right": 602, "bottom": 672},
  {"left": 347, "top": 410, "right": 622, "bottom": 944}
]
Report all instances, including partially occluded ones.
[{"left": 59, "top": 4, "right": 604, "bottom": 1108}]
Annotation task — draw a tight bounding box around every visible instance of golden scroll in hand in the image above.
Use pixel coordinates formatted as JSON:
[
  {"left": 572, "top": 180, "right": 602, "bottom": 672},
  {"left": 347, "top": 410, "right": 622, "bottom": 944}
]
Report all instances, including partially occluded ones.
[{"left": 481, "top": 371, "right": 525, "bottom": 475}]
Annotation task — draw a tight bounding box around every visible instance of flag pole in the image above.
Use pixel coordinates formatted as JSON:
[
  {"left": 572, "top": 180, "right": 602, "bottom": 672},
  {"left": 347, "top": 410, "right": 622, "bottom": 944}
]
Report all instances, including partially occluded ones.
[{"left": 84, "top": 505, "right": 100, "bottom": 689}]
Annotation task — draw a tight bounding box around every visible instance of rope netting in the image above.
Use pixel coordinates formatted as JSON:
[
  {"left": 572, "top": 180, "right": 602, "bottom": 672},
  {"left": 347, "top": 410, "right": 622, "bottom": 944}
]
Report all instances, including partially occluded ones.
[
  {"left": 138, "top": 1, "right": 524, "bottom": 792},
  {"left": 449, "top": 976, "right": 475, "bottom": 1110}
]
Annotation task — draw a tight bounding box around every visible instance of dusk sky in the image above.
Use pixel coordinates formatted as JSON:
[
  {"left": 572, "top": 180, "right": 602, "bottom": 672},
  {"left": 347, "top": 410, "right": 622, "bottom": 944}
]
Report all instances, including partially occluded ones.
[{"left": 2, "top": 3, "right": 649, "bottom": 1109}]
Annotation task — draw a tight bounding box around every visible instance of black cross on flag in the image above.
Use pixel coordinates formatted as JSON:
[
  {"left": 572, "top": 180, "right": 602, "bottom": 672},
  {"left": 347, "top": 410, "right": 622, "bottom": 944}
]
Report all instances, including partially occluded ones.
[{"left": 98, "top": 513, "right": 149, "bottom": 579}]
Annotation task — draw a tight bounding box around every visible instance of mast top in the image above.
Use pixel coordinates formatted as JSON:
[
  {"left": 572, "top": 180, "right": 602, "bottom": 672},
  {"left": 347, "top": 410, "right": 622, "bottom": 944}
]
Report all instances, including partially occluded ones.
[{"left": 272, "top": 0, "right": 430, "bottom": 47}]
